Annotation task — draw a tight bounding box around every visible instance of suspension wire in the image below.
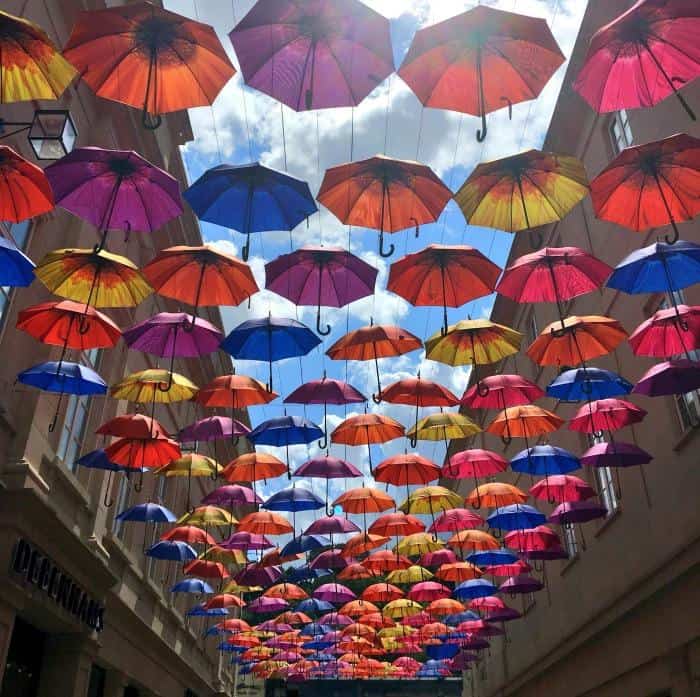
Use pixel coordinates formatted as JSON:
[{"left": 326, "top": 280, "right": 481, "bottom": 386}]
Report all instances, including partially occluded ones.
[
  {"left": 280, "top": 103, "right": 288, "bottom": 171},
  {"left": 383, "top": 75, "right": 393, "bottom": 155},
  {"left": 231, "top": 0, "right": 254, "bottom": 162},
  {"left": 440, "top": 115, "right": 464, "bottom": 243}
]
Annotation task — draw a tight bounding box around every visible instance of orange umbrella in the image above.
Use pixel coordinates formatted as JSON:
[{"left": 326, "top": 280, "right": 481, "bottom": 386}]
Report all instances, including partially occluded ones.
[
  {"left": 357, "top": 612, "right": 395, "bottom": 629},
  {"left": 487, "top": 404, "right": 564, "bottom": 445},
  {"left": 259, "top": 547, "right": 302, "bottom": 568},
  {"left": 333, "top": 488, "right": 396, "bottom": 535},
  {"left": 342, "top": 623, "right": 378, "bottom": 640},
  {"left": 368, "top": 512, "right": 425, "bottom": 538},
  {"left": 448, "top": 530, "right": 500, "bottom": 552},
  {"left": 326, "top": 323, "right": 422, "bottom": 401},
  {"left": 331, "top": 414, "right": 405, "bottom": 473},
  {"left": 317, "top": 155, "right": 452, "bottom": 258},
  {"left": 64, "top": 3, "right": 235, "bottom": 129},
  {"left": 373, "top": 453, "right": 441, "bottom": 493},
  {"left": 204, "top": 594, "right": 245, "bottom": 610},
  {"left": 338, "top": 563, "right": 378, "bottom": 581},
  {"left": 362, "top": 584, "right": 405, "bottom": 603},
  {"left": 388, "top": 244, "right": 501, "bottom": 334},
  {"left": 340, "top": 600, "right": 379, "bottom": 618},
  {"left": 197, "top": 373, "right": 277, "bottom": 408},
  {"left": 276, "top": 613, "right": 312, "bottom": 627},
  {"left": 436, "top": 562, "right": 482, "bottom": 583},
  {"left": 222, "top": 452, "right": 287, "bottom": 484},
  {"left": 464, "top": 483, "right": 527, "bottom": 510},
  {"left": 362, "top": 551, "right": 412, "bottom": 574},
  {"left": 264, "top": 584, "right": 308, "bottom": 601},
  {"left": 343, "top": 533, "right": 390, "bottom": 557},
  {"left": 427, "top": 599, "right": 464, "bottom": 617},
  {"left": 238, "top": 511, "right": 294, "bottom": 536},
  {"left": 527, "top": 315, "right": 628, "bottom": 367}
]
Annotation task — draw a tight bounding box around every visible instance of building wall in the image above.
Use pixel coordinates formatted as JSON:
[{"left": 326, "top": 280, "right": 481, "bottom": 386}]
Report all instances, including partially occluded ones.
[
  {"left": 452, "top": 2, "right": 700, "bottom": 696},
  {"left": 0, "top": 1, "right": 246, "bottom": 696}
]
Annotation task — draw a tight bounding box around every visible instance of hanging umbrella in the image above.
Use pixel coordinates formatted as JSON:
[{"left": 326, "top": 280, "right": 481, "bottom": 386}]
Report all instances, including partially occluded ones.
[
  {"left": 499, "top": 575, "right": 543, "bottom": 596},
  {"left": 453, "top": 579, "right": 498, "bottom": 601},
  {"left": 326, "top": 323, "right": 422, "bottom": 400},
  {"left": 368, "top": 512, "right": 425, "bottom": 538},
  {"left": 183, "top": 163, "right": 317, "bottom": 261},
  {"left": 455, "top": 152, "right": 588, "bottom": 245},
  {"left": 76, "top": 448, "right": 129, "bottom": 506},
  {"left": 448, "top": 530, "right": 499, "bottom": 553},
  {"left": 487, "top": 404, "right": 563, "bottom": 450},
  {"left": 487, "top": 504, "right": 546, "bottom": 532},
  {"left": 426, "top": 599, "right": 464, "bottom": 619},
  {"left": 0, "top": 146, "right": 54, "bottom": 222},
  {"left": 281, "top": 535, "right": 331, "bottom": 556},
  {"left": 568, "top": 398, "right": 647, "bottom": 433},
  {"left": 511, "top": 445, "right": 579, "bottom": 478},
  {"left": 0, "top": 237, "right": 35, "bottom": 287},
  {"left": 314, "top": 584, "right": 356, "bottom": 605},
  {"left": 374, "top": 454, "right": 441, "bottom": 492},
  {"left": 629, "top": 305, "right": 700, "bottom": 358},
  {"left": 179, "top": 416, "right": 250, "bottom": 448},
  {"left": 529, "top": 475, "right": 596, "bottom": 504},
  {"left": 527, "top": 315, "right": 628, "bottom": 367},
  {"left": 184, "top": 559, "right": 230, "bottom": 581},
  {"left": 383, "top": 599, "right": 423, "bottom": 620},
  {"left": 293, "top": 456, "right": 363, "bottom": 516},
  {"left": 222, "top": 532, "right": 274, "bottom": 552},
  {"left": 398, "top": 5, "right": 564, "bottom": 141},
  {"left": 285, "top": 374, "right": 366, "bottom": 448},
  {"left": 387, "top": 566, "right": 434, "bottom": 585},
  {"left": 362, "top": 585, "right": 404, "bottom": 604},
  {"left": 546, "top": 367, "right": 633, "bottom": 402},
  {"left": 441, "top": 450, "right": 508, "bottom": 496},
  {"left": 573, "top": 0, "right": 700, "bottom": 119},
  {"left": 202, "top": 485, "right": 262, "bottom": 509},
  {"left": 222, "top": 452, "right": 286, "bottom": 485},
  {"left": 221, "top": 316, "right": 321, "bottom": 391},
  {"left": 123, "top": 312, "right": 222, "bottom": 390},
  {"left": 238, "top": 511, "right": 294, "bottom": 536},
  {"left": 400, "top": 487, "right": 463, "bottom": 517},
  {"left": 116, "top": 502, "right": 176, "bottom": 550},
  {"left": 580, "top": 441, "right": 653, "bottom": 469},
  {"left": 161, "top": 526, "right": 216, "bottom": 546},
  {"left": 317, "top": 155, "right": 452, "bottom": 257},
  {"left": 35, "top": 247, "right": 152, "bottom": 312},
  {"left": 45, "top": 147, "right": 182, "bottom": 251},
  {"left": 379, "top": 375, "right": 458, "bottom": 444},
  {"left": 464, "top": 483, "right": 527, "bottom": 510},
  {"left": 435, "top": 563, "right": 481, "bottom": 584},
  {"left": 548, "top": 501, "right": 607, "bottom": 525},
  {"left": 171, "top": 578, "right": 214, "bottom": 594},
  {"left": 310, "top": 550, "right": 351, "bottom": 572},
  {"left": 259, "top": 547, "right": 301, "bottom": 568},
  {"left": 143, "top": 245, "right": 258, "bottom": 319},
  {"left": 333, "top": 488, "right": 395, "bottom": 522},
  {"left": 590, "top": 133, "right": 700, "bottom": 244},
  {"left": 388, "top": 245, "right": 501, "bottom": 334},
  {"left": 265, "top": 246, "right": 377, "bottom": 335},
  {"left": 146, "top": 540, "right": 197, "bottom": 563},
  {"left": 338, "top": 564, "right": 377, "bottom": 582},
  {"left": 64, "top": 2, "right": 235, "bottom": 128},
  {"left": 177, "top": 506, "right": 237, "bottom": 529},
  {"left": 633, "top": 360, "right": 700, "bottom": 396},
  {"left": 111, "top": 369, "right": 198, "bottom": 404},
  {"left": 331, "top": 413, "right": 405, "bottom": 473},
  {"left": 343, "top": 533, "right": 389, "bottom": 557},
  {"left": 18, "top": 361, "right": 107, "bottom": 431},
  {"left": 461, "top": 374, "right": 543, "bottom": 411},
  {"left": 495, "top": 247, "right": 612, "bottom": 320},
  {"left": 263, "top": 486, "right": 325, "bottom": 513},
  {"left": 407, "top": 414, "right": 481, "bottom": 452},
  {"left": 229, "top": 0, "right": 393, "bottom": 112},
  {"left": 395, "top": 533, "right": 444, "bottom": 557}
]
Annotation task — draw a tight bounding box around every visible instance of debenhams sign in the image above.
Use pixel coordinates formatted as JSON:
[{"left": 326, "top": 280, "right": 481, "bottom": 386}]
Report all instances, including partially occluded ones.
[{"left": 11, "top": 538, "right": 105, "bottom": 632}]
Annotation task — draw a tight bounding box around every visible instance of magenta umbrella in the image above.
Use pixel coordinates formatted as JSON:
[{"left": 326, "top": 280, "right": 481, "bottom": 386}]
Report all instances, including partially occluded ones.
[
  {"left": 123, "top": 312, "right": 222, "bottom": 390},
  {"left": 285, "top": 373, "right": 366, "bottom": 447},
  {"left": 248, "top": 596, "right": 289, "bottom": 614},
  {"left": 313, "top": 582, "right": 356, "bottom": 604},
  {"left": 178, "top": 416, "right": 251, "bottom": 446},
  {"left": 201, "top": 484, "right": 262, "bottom": 508},
  {"left": 632, "top": 359, "right": 700, "bottom": 396},
  {"left": 45, "top": 146, "right": 182, "bottom": 252},
  {"left": 229, "top": 0, "right": 394, "bottom": 112},
  {"left": 265, "top": 246, "right": 377, "bottom": 335},
  {"left": 309, "top": 549, "right": 350, "bottom": 571},
  {"left": 305, "top": 515, "right": 360, "bottom": 536},
  {"left": 222, "top": 532, "right": 274, "bottom": 552},
  {"left": 293, "top": 455, "right": 363, "bottom": 514}
]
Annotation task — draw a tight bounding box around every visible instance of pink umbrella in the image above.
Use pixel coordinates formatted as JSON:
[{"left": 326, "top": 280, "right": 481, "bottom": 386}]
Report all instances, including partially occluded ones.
[
  {"left": 201, "top": 484, "right": 263, "bottom": 508},
  {"left": 568, "top": 398, "right": 647, "bottom": 433},
  {"left": 265, "top": 246, "right": 377, "bottom": 335},
  {"left": 407, "top": 581, "right": 450, "bottom": 602},
  {"left": 504, "top": 526, "right": 561, "bottom": 553},
  {"left": 484, "top": 559, "right": 531, "bottom": 578},
  {"left": 629, "top": 304, "right": 700, "bottom": 358},
  {"left": 420, "top": 549, "right": 457, "bottom": 568},
  {"left": 314, "top": 583, "right": 356, "bottom": 604},
  {"left": 305, "top": 515, "right": 361, "bottom": 536},
  {"left": 441, "top": 449, "right": 508, "bottom": 491},
  {"left": 319, "top": 613, "right": 353, "bottom": 627},
  {"left": 461, "top": 374, "right": 544, "bottom": 409},
  {"left": 310, "top": 549, "right": 350, "bottom": 571},
  {"left": 222, "top": 532, "right": 274, "bottom": 551},
  {"left": 428, "top": 509, "right": 484, "bottom": 534},
  {"left": 229, "top": 0, "right": 394, "bottom": 112},
  {"left": 529, "top": 475, "right": 596, "bottom": 503},
  {"left": 248, "top": 596, "right": 290, "bottom": 614},
  {"left": 178, "top": 415, "right": 251, "bottom": 444}
]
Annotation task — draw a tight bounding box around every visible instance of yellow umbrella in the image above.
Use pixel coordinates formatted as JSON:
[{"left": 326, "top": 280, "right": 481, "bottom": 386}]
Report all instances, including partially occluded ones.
[
  {"left": 35, "top": 248, "right": 152, "bottom": 308},
  {"left": 378, "top": 625, "right": 416, "bottom": 640},
  {"left": 222, "top": 582, "right": 263, "bottom": 594},
  {"left": 424, "top": 318, "right": 522, "bottom": 367},
  {"left": 177, "top": 505, "right": 236, "bottom": 527},
  {"left": 407, "top": 413, "right": 481, "bottom": 449},
  {"left": 0, "top": 10, "right": 77, "bottom": 103},
  {"left": 200, "top": 546, "right": 247, "bottom": 567},
  {"left": 395, "top": 532, "right": 444, "bottom": 557},
  {"left": 111, "top": 369, "right": 198, "bottom": 404},
  {"left": 155, "top": 454, "right": 222, "bottom": 477},
  {"left": 382, "top": 599, "right": 423, "bottom": 620},
  {"left": 399, "top": 486, "right": 463, "bottom": 514},
  {"left": 387, "top": 565, "right": 434, "bottom": 585}
]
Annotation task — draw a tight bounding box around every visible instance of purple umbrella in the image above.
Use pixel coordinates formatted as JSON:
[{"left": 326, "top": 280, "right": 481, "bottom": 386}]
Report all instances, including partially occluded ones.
[
  {"left": 223, "top": 532, "right": 274, "bottom": 552},
  {"left": 460, "top": 636, "right": 490, "bottom": 651},
  {"left": 580, "top": 441, "right": 653, "bottom": 468},
  {"left": 632, "top": 359, "right": 700, "bottom": 397},
  {"left": 319, "top": 612, "right": 352, "bottom": 627},
  {"left": 201, "top": 485, "right": 262, "bottom": 508},
  {"left": 248, "top": 596, "right": 289, "bottom": 614},
  {"left": 548, "top": 500, "right": 607, "bottom": 525},
  {"left": 483, "top": 607, "right": 521, "bottom": 623},
  {"left": 305, "top": 515, "right": 360, "bottom": 536},
  {"left": 286, "top": 373, "right": 366, "bottom": 448},
  {"left": 521, "top": 546, "right": 569, "bottom": 561},
  {"left": 309, "top": 549, "right": 350, "bottom": 571},
  {"left": 265, "top": 246, "right": 377, "bottom": 335},
  {"left": 293, "top": 455, "right": 363, "bottom": 514},
  {"left": 123, "top": 312, "right": 222, "bottom": 390},
  {"left": 178, "top": 416, "right": 251, "bottom": 444},
  {"left": 313, "top": 582, "right": 356, "bottom": 604},
  {"left": 499, "top": 574, "right": 543, "bottom": 595},
  {"left": 45, "top": 147, "right": 182, "bottom": 251},
  {"left": 235, "top": 564, "right": 282, "bottom": 587},
  {"left": 229, "top": 0, "right": 394, "bottom": 112}
]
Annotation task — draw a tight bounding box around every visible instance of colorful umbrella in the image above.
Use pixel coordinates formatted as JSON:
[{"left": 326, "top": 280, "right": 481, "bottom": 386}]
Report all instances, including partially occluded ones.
[
  {"left": 529, "top": 475, "right": 596, "bottom": 504},
  {"left": 374, "top": 454, "right": 441, "bottom": 492},
  {"left": 45, "top": 147, "right": 182, "bottom": 250},
  {"left": 326, "top": 323, "right": 422, "bottom": 400},
  {"left": 568, "top": 398, "right": 647, "bottom": 433},
  {"left": 333, "top": 487, "right": 395, "bottom": 516},
  {"left": 448, "top": 530, "right": 499, "bottom": 553},
  {"left": 487, "top": 504, "right": 546, "bottom": 532},
  {"left": 579, "top": 441, "right": 653, "bottom": 469},
  {"left": 222, "top": 452, "right": 287, "bottom": 486},
  {"left": 221, "top": 316, "right": 321, "bottom": 391},
  {"left": 178, "top": 416, "right": 250, "bottom": 447},
  {"left": 441, "top": 449, "right": 508, "bottom": 494},
  {"left": 487, "top": 404, "right": 563, "bottom": 448},
  {"left": 64, "top": 2, "right": 235, "bottom": 128},
  {"left": 331, "top": 413, "right": 405, "bottom": 472},
  {"left": 388, "top": 245, "right": 501, "bottom": 334},
  {"left": 183, "top": 163, "right": 318, "bottom": 261},
  {"left": 398, "top": 5, "right": 564, "bottom": 141},
  {"left": 293, "top": 456, "right": 363, "bottom": 515},
  {"left": 265, "top": 246, "right": 377, "bottom": 335},
  {"left": 0, "top": 146, "right": 54, "bottom": 222},
  {"left": 406, "top": 413, "right": 481, "bottom": 448},
  {"left": 396, "top": 533, "right": 444, "bottom": 557},
  {"left": 0, "top": 10, "right": 76, "bottom": 102},
  {"left": 633, "top": 359, "right": 700, "bottom": 396},
  {"left": 590, "top": 133, "right": 700, "bottom": 244},
  {"left": 368, "top": 512, "right": 425, "bottom": 538},
  {"left": 238, "top": 511, "right": 295, "bottom": 536},
  {"left": 455, "top": 151, "right": 588, "bottom": 243},
  {"left": 387, "top": 566, "right": 434, "bottom": 585},
  {"left": 629, "top": 305, "right": 700, "bottom": 358},
  {"left": 0, "top": 237, "right": 34, "bottom": 287},
  {"left": 161, "top": 525, "right": 216, "bottom": 546},
  {"left": 229, "top": 0, "right": 393, "bottom": 112},
  {"left": 573, "top": 0, "right": 700, "bottom": 119},
  {"left": 461, "top": 374, "right": 543, "bottom": 411}
]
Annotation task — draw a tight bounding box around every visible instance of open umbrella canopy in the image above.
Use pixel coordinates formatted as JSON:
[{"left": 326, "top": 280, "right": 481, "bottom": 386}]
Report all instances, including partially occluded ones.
[
  {"left": 369, "top": 512, "right": 425, "bottom": 538},
  {"left": 487, "top": 405, "right": 564, "bottom": 439},
  {"left": 441, "top": 449, "right": 508, "bottom": 480},
  {"left": 0, "top": 146, "right": 54, "bottom": 222},
  {"left": 400, "top": 487, "right": 463, "bottom": 516},
  {"left": 0, "top": 237, "right": 35, "bottom": 287},
  {"left": 248, "top": 416, "right": 324, "bottom": 447},
  {"left": 629, "top": 304, "right": 700, "bottom": 357},
  {"left": 546, "top": 367, "right": 633, "bottom": 401},
  {"left": 222, "top": 453, "right": 287, "bottom": 483},
  {"left": 529, "top": 475, "right": 596, "bottom": 503},
  {"left": 18, "top": 361, "right": 107, "bottom": 396},
  {"left": 579, "top": 441, "right": 653, "bottom": 469},
  {"left": 448, "top": 530, "right": 499, "bottom": 552},
  {"left": 374, "top": 454, "right": 441, "bottom": 487},
  {"left": 110, "top": 369, "right": 198, "bottom": 404},
  {"left": 428, "top": 509, "right": 484, "bottom": 533},
  {"left": 263, "top": 486, "right": 325, "bottom": 513},
  {"left": 568, "top": 398, "right": 647, "bottom": 433},
  {"left": 487, "top": 504, "right": 547, "bottom": 531},
  {"left": 179, "top": 416, "right": 250, "bottom": 444},
  {"left": 196, "top": 373, "right": 277, "bottom": 408},
  {"left": 510, "top": 445, "right": 580, "bottom": 476},
  {"left": 461, "top": 375, "right": 543, "bottom": 409},
  {"left": 293, "top": 456, "right": 363, "bottom": 480},
  {"left": 465, "top": 483, "right": 527, "bottom": 509},
  {"left": 407, "top": 413, "right": 481, "bottom": 443},
  {"left": 633, "top": 359, "right": 700, "bottom": 396}
]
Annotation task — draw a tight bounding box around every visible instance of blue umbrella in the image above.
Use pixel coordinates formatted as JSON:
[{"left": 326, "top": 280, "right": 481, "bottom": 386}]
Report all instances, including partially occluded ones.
[
  {"left": 76, "top": 448, "right": 130, "bottom": 508},
  {"left": 171, "top": 578, "right": 214, "bottom": 594},
  {"left": 307, "top": 652, "right": 335, "bottom": 662},
  {"left": 300, "top": 622, "right": 332, "bottom": 637},
  {"left": 444, "top": 610, "right": 480, "bottom": 626},
  {"left": 248, "top": 415, "right": 324, "bottom": 478},
  {"left": 281, "top": 535, "right": 330, "bottom": 555},
  {"left": 466, "top": 549, "right": 519, "bottom": 567},
  {"left": 510, "top": 445, "right": 580, "bottom": 476},
  {"left": 546, "top": 367, "right": 633, "bottom": 402},
  {"left": 218, "top": 642, "right": 245, "bottom": 653},
  {"left": 183, "top": 162, "right": 318, "bottom": 261},
  {"left": 17, "top": 360, "right": 107, "bottom": 432},
  {"left": 188, "top": 605, "right": 228, "bottom": 617},
  {"left": 295, "top": 597, "right": 334, "bottom": 615},
  {"left": 453, "top": 578, "right": 498, "bottom": 600},
  {"left": 146, "top": 541, "right": 197, "bottom": 562},
  {"left": 220, "top": 316, "right": 321, "bottom": 392},
  {"left": 285, "top": 566, "right": 329, "bottom": 583},
  {"left": 0, "top": 236, "right": 35, "bottom": 286},
  {"left": 487, "top": 504, "right": 546, "bottom": 532},
  {"left": 426, "top": 643, "right": 459, "bottom": 660},
  {"left": 303, "top": 639, "right": 334, "bottom": 650},
  {"left": 116, "top": 503, "right": 176, "bottom": 523},
  {"left": 264, "top": 486, "right": 326, "bottom": 513}
]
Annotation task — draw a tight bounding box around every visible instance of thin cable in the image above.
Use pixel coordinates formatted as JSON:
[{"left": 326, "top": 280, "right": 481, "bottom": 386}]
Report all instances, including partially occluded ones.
[
  {"left": 280, "top": 103, "right": 288, "bottom": 171},
  {"left": 231, "top": 0, "right": 254, "bottom": 161},
  {"left": 441, "top": 115, "right": 464, "bottom": 243},
  {"left": 383, "top": 75, "right": 393, "bottom": 155}
]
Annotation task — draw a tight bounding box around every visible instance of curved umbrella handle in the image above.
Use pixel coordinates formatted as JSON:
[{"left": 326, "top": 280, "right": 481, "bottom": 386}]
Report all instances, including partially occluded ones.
[
  {"left": 477, "top": 381, "right": 490, "bottom": 398},
  {"left": 158, "top": 374, "right": 173, "bottom": 393},
  {"left": 92, "top": 228, "right": 109, "bottom": 255},
  {"left": 48, "top": 391, "right": 64, "bottom": 433},
  {"left": 103, "top": 470, "right": 115, "bottom": 508},
  {"left": 134, "top": 469, "right": 144, "bottom": 493},
  {"left": 500, "top": 97, "right": 513, "bottom": 121},
  {"left": 242, "top": 233, "right": 251, "bottom": 262},
  {"left": 410, "top": 217, "right": 420, "bottom": 238},
  {"left": 316, "top": 307, "right": 331, "bottom": 336},
  {"left": 476, "top": 109, "right": 487, "bottom": 142},
  {"left": 372, "top": 391, "right": 383, "bottom": 405},
  {"left": 550, "top": 322, "right": 569, "bottom": 339},
  {"left": 378, "top": 230, "right": 395, "bottom": 258},
  {"left": 318, "top": 434, "right": 328, "bottom": 450},
  {"left": 500, "top": 434, "right": 512, "bottom": 447},
  {"left": 409, "top": 435, "right": 418, "bottom": 448},
  {"left": 78, "top": 313, "right": 92, "bottom": 336},
  {"left": 664, "top": 219, "right": 680, "bottom": 245},
  {"left": 181, "top": 314, "right": 198, "bottom": 334},
  {"left": 142, "top": 110, "right": 163, "bottom": 131}
]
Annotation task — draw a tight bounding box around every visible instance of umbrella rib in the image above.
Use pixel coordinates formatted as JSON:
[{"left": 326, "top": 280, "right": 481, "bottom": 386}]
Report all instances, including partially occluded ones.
[
  {"left": 519, "top": 171, "right": 566, "bottom": 219},
  {"left": 656, "top": 168, "right": 694, "bottom": 220}
]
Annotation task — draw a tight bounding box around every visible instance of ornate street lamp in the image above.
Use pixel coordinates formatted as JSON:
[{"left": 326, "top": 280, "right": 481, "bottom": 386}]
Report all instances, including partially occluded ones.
[{"left": 0, "top": 109, "right": 77, "bottom": 160}]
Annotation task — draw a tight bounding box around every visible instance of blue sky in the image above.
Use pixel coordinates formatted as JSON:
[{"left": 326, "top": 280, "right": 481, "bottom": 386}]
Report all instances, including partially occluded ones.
[{"left": 163, "top": 0, "right": 589, "bottom": 531}]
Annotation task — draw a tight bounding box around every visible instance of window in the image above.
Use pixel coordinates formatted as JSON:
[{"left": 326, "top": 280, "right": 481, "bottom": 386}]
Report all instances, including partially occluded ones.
[
  {"left": 589, "top": 433, "right": 619, "bottom": 516},
  {"left": 563, "top": 523, "right": 578, "bottom": 556},
  {"left": 610, "top": 109, "right": 633, "bottom": 153},
  {"left": 57, "top": 349, "right": 100, "bottom": 470}
]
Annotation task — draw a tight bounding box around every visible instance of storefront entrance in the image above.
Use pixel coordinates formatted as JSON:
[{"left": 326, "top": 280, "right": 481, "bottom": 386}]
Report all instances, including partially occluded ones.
[{"left": 0, "top": 618, "right": 45, "bottom": 697}]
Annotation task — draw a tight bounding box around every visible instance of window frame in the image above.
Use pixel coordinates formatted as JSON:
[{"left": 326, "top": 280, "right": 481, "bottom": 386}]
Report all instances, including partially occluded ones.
[
  {"left": 609, "top": 109, "right": 633, "bottom": 153},
  {"left": 588, "top": 433, "right": 619, "bottom": 517}
]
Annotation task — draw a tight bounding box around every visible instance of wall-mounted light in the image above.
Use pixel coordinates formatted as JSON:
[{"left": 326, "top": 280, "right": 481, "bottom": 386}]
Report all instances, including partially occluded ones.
[{"left": 0, "top": 109, "right": 77, "bottom": 160}]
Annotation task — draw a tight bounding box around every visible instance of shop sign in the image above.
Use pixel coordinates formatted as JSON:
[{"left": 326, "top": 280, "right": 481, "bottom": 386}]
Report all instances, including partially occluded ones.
[{"left": 10, "top": 538, "right": 105, "bottom": 632}]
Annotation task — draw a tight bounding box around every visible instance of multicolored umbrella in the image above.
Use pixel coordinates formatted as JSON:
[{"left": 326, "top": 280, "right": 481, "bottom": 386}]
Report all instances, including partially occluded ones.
[
  {"left": 110, "top": 369, "right": 198, "bottom": 404},
  {"left": 317, "top": 156, "right": 452, "bottom": 257},
  {"left": 441, "top": 449, "right": 508, "bottom": 497},
  {"left": 487, "top": 404, "right": 563, "bottom": 447},
  {"left": 229, "top": 0, "right": 394, "bottom": 112},
  {"left": 64, "top": 2, "right": 235, "bottom": 128},
  {"left": 398, "top": 5, "right": 564, "bottom": 141},
  {"left": 222, "top": 452, "right": 287, "bottom": 487},
  {"left": 568, "top": 398, "right": 647, "bottom": 434},
  {"left": 265, "top": 246, "right": 377, "bottom": 335},
  {"left": 293, "top": 456, "right": 363, "bottom": 515}
]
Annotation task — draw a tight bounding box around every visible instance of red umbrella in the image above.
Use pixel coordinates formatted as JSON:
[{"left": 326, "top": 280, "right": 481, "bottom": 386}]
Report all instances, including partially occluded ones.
[
  {"left": 161, "top": 525, "right": 216, "bottom": 546},
  {"left": 407, "top": 582, "right": 450, "bottom": 603},
  {"left": 569, "top": 398, "right": 647, "bottom": 433},
  {"left": 184, "top": 560, "right": 229, "bottom": 580},
  {"left": 504, "top": 526, "right": 560, "bottom": 553},
  {"left": 0, "top": 146, "right": 54, "bottom": 222},
  {"left": 573, "top": 0, "right": 700, "bottom": 120},
  {"left": 629, "top": 304, "right": 700, "bottom": 358},
  {"left": 368, "top": 512, "right": 425, "bottom": 538},
  {"left": 529, "top": 475, "right": 596, "bottom": 504},
  {"left": 96, "top": 414, "right": 168, "bottom": 440},
  {"left": 428, "top": 509, "right": 484, "bottom": 534},
  {"left": 374, "top": 454, "right": 441, "bottom": 495},
  {"left": 105, "top": 436, "right": 180, "bottom": 470},
  {"left": 590, "top": 133, "right": 700, "bottom": 244},
  {"left": 460, "top": 375, "right": 543, "bottom": 411},
  {"left": 388, "top": 244, "right": 501, "bottom": 335},
  {"left": 398, "top": 5, "right": 564, "bottom": 141},
  {"left": 496, "top": 247, "right": 612, "bottom": 321}
]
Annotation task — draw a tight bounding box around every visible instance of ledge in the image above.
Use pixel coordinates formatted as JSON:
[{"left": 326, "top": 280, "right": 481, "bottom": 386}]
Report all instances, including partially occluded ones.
[
  {"left": 49, "top": 456, "right": 92, "bottom": 512},
  {"left": 672, "top": 423, "right": 699, "bottom": 452},
  {"left": 594, "top": 507, "right": 622, "bottom": 538}
]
